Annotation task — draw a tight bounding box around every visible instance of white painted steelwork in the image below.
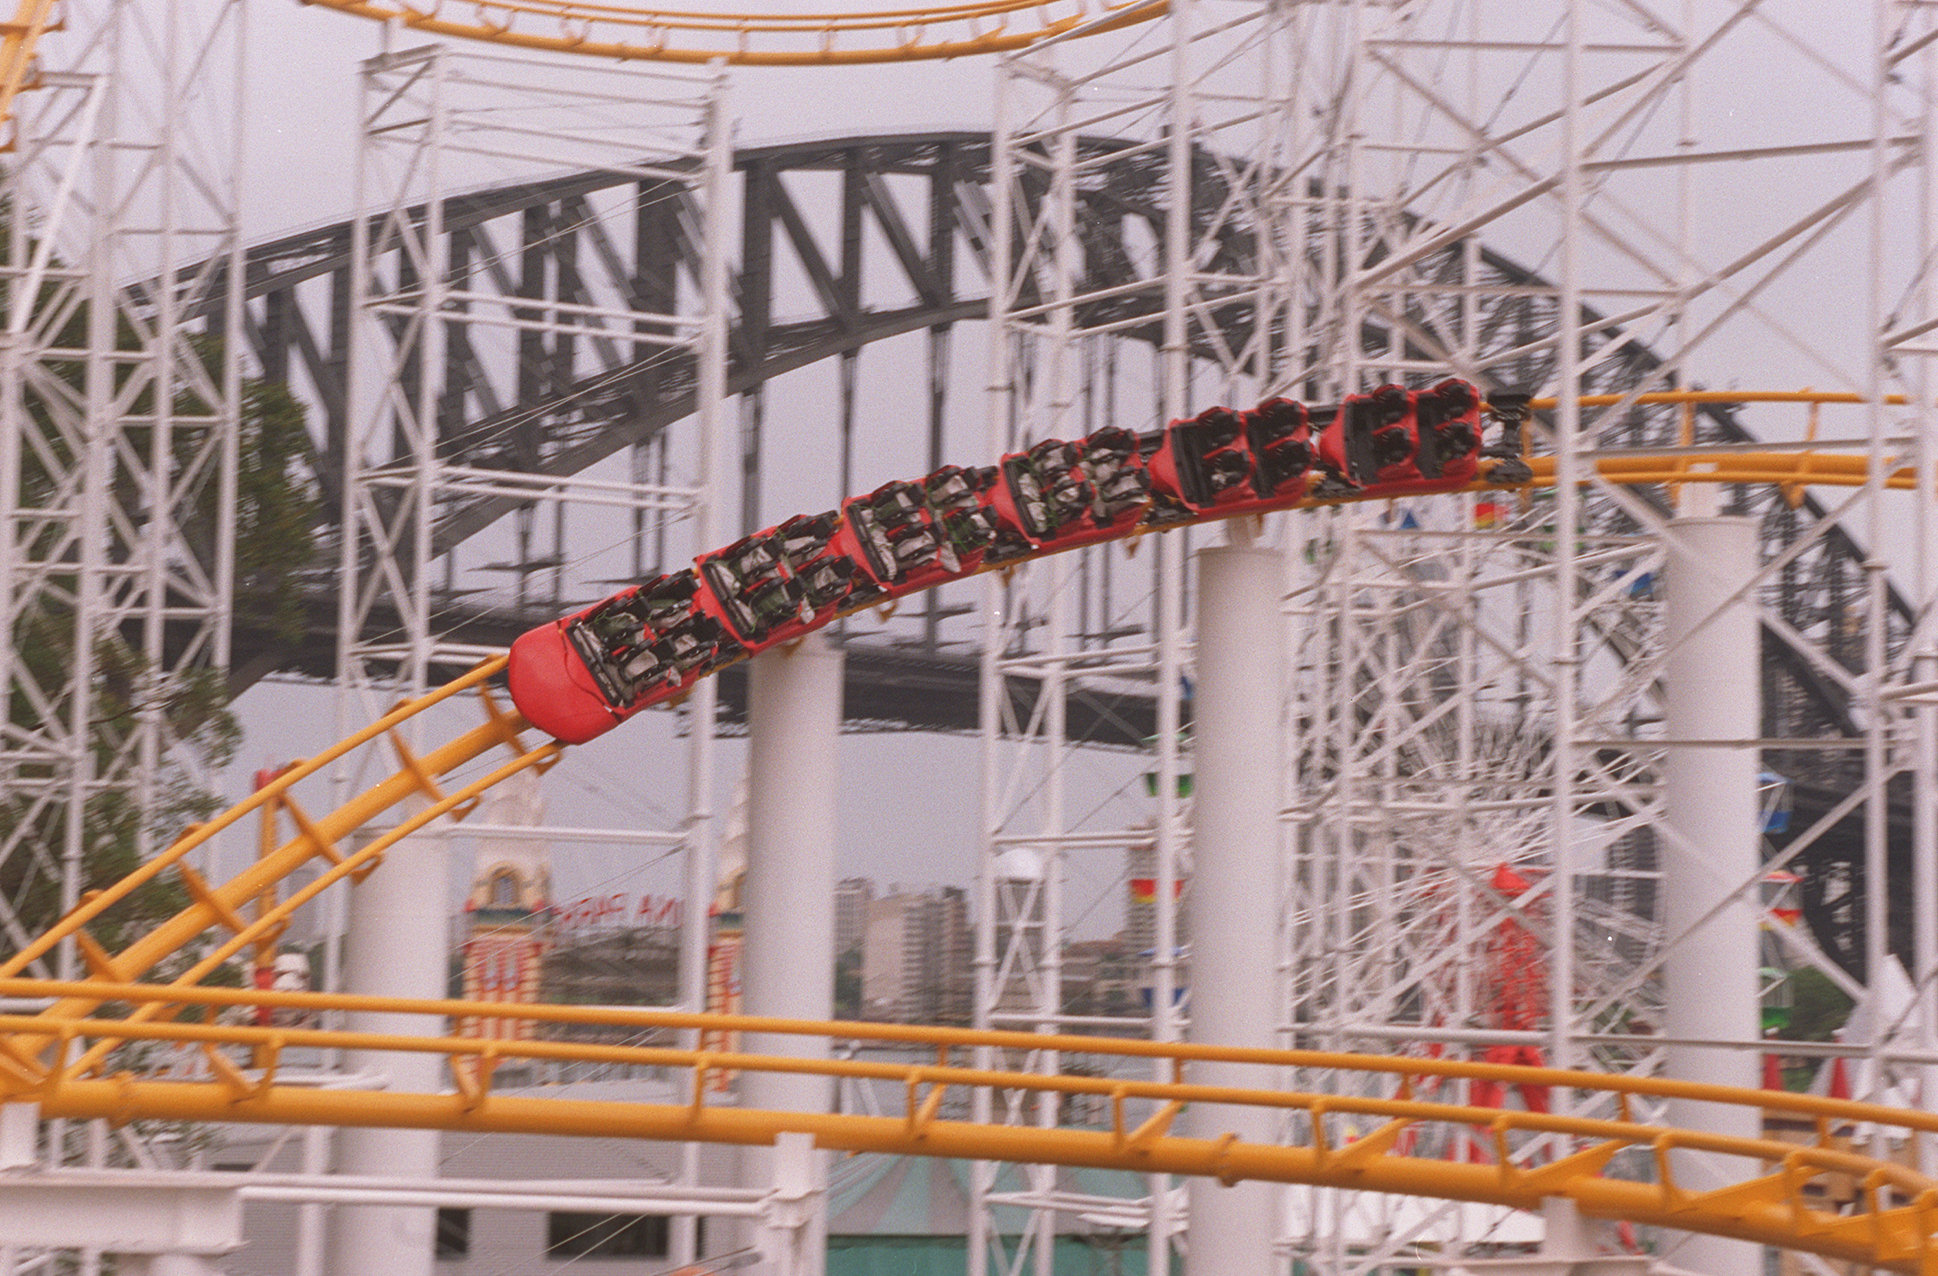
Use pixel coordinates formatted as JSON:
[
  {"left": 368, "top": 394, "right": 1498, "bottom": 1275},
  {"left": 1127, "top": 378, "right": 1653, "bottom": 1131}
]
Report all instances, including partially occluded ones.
[
  {"left": 738, "top": 634, "right": 844, "bottom": 1276},
  {"left": 1658, "top": 515, "right": 1761, "bottom": 1276},
  {"left": 8, "top": 3, "right": 1938, "bottom": 1275},
  {"left": 975, "top": 2, "right": 1938, "bottom": 1274},
  {"left": 978, "top": 2, "right": 1302, "bottom": 1272},
  {"left": 332, "top": 40, "right": 732, "bottom": 1276},
  {"left": 1184, "top": 544, "right": 1284, "bottom": 1274},
  {"left": 0, "top": 0, "right": 245, "bottom": 974},
  {"left": 0, "top": 7, "right": 244, "bottom": 1272}
]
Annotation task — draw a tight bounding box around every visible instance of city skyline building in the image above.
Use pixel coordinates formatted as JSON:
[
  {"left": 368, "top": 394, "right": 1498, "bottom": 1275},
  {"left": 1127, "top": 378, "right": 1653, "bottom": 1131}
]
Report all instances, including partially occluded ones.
[
  {"left": 860, "top": 884, "right": 972, "bottom": 1024},
  {"left": 833, "top": 876, "right": 874, "bottom": 960},
  {"left": 5, "top": 3, "right": 1938, "bottom": 1275}
]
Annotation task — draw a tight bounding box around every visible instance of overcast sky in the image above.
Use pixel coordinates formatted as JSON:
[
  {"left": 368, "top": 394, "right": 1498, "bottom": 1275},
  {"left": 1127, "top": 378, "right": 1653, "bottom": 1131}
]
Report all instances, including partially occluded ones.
[
  {"left": 199, "top": 0, "right": 1907, "bottom": 946},
  {"left": 214, "top": 4, "right": 1137, "bottom": 933}
]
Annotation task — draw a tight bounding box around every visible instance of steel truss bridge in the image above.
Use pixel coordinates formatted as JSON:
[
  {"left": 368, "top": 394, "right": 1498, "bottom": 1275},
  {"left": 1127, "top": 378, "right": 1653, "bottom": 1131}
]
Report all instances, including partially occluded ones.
[
  {"left": 11, "top": 6, "right": 1938, "bottom": 1275},
  {"left": 209, "top": 131, "right": 1903, "bottom": 978},
  {"left": 7, "top": 454, "right": 1938, "bottom": 1272}
]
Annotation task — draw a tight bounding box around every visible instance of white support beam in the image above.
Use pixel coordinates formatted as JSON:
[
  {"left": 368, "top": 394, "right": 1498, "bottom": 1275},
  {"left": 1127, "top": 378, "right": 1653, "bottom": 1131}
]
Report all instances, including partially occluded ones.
[
  {"left": 1659, "top": 515, "right": 1762, "bottom": 1276},
  {"left": 328, "top": 820, "right": 450, "bottom": 1276},
  {"left": 737, "top": 634, "right": 843, "bottom": 1275},
  {"left": 0, "top": 1104, "right": 36, "bottom": 1170},
  {"left": 1185, "top": 544, "right": 1285, "bottom": 1274},
  {"left": 0, "top": 1173, "right": 240, "bottom": 1257}
]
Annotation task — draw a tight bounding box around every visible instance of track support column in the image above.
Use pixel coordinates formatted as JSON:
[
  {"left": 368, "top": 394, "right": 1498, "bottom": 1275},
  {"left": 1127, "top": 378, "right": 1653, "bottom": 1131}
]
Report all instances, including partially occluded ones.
[
  {"left": 738, "top": 634, "right": 843, "bottom": 1275},
  {"left": 1661, "top": 515, "right": 1762, "bottom": 1276},
  {"left": 328, "top": 825, "right": 449, "bottom": 1276},
  {"left": 1185, "top": 544, "right": 1284, "bottom": 1274}
]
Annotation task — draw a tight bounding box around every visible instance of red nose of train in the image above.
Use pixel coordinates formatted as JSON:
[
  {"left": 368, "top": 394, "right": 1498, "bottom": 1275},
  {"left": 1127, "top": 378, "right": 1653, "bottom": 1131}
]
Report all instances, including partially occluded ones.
[{"left": 508, "top": 622, "right": 623, "bottom": 745}]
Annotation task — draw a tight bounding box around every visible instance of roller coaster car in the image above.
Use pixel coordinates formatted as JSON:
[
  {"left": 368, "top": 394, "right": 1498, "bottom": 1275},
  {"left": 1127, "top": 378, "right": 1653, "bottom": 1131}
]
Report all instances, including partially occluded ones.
[
  {"left": 507, "top": 378, "right": 1498, "bottom": 746},
  {"left": 1316, "top": 384, "right": 1408, "bottom": 487},
  {"left": 959, "top": 464, "right": 1036, "bottom": 566},
  {"left": 510, "top": 570, "right": 724, "bottom": 743},
  {"left": 838, "top": 479, "right": 960, "bottom": 594},
  {"left": 1317, "top": 381, "right": 1484, "bottom": 494},
  {"left": 1244, "top": 398, "right": 1315, "bottom": 500},
  {"left": 699, "top": 531, "right": 814, "bottom": 648},
  {"left": 996, "top": 438, "right": 1086, "bottom": 541},
  {"left": 923, "top": 466, "right": 1005, "bottom": 574},
  {"left": 1147, "top": 406, "right": 1263, "bottom": 517},
  {"left": 1076, "top": 426, "right": 1153, "bottom": 534},
  {"left": 994, "top": 428, "right": 1152, "bottom": 552},
  {"left": 1412, "top": 377, "right": 1483, "bottom": 485},
  {"left": 776, "top": 511, "right": 884, "bottom": 615}
]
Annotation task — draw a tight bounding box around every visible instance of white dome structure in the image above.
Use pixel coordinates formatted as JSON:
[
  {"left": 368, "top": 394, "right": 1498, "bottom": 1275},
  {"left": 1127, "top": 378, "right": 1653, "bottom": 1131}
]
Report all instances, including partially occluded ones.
[{"left": 993, "top": 846, "right": 1045, "bottom": 883}]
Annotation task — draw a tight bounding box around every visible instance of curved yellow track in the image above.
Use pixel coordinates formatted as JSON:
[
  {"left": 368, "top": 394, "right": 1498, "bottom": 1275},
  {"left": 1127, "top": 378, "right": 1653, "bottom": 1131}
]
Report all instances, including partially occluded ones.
[
  {"left": 6, "top": 394, "right": 1938, "bottom": 1268},
  {"left": 299, "top": 0, "right": 1165, "bottom": 66}
]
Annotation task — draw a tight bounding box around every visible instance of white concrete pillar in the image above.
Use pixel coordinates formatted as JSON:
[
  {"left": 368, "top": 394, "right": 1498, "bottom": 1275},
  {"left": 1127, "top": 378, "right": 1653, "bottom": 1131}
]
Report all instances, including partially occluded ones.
[
  {"left": 1184, "top": 545, "right": 1284, "bottom": 1275},
  {"left": 1660, "top": 516, "right": 1762, "bottom": 1276},
  {"left": 328, "top": 826, "right": 449, "bottom": 1276},
  {"left": 737, "top": 635, "right": 843, "bottom": 1276}
]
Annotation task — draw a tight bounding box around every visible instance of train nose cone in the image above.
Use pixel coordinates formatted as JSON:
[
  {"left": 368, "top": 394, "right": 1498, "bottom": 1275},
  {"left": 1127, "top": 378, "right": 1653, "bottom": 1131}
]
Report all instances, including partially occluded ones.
[{"left": 508, "top": 623, "right": 625, "bottom": 744}]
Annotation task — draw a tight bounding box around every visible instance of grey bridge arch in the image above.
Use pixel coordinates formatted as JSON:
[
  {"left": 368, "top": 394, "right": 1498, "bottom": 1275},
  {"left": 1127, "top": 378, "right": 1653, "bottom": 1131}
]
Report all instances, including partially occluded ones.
[{"left": 201, "top": 130, "right": 1901, "bottom": 975}]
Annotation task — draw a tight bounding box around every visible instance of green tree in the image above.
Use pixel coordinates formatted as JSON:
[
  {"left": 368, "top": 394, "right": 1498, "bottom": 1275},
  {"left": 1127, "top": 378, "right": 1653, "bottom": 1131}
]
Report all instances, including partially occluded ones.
[
  {"left": 205, "top": 374, "right": 322, "bottom": 645},
  {"left": 0, "top": 621, "right": 241, "bottom": 959},
  {"left": 834, "top": 945, "right": 862, "bottom": 1020},
  {"left": 1785, "top": 965, "right": 1855, "bottom": 1043},
  {"left": 0, "top": 340, "right": 319, "bottom": 961}
]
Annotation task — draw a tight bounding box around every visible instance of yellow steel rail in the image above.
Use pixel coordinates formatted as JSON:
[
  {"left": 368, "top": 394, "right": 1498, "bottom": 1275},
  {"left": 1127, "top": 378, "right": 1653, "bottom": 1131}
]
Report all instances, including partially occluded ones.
[
  {"left": 4, "top": 979, "right": 1937, "bottom": 1272},
  {"left": 0, "top": 0, "right": 57, "bottom": 148},
  {"left": 0, "top": 657, "right": 558, "bottom": 1049},
  {"left": 9, "top": 442, "right": 1904, "bottom": 1040},
  {"left": 4, "top": 392, "right": 1938, "bottom": 1263},
  {"left": 299, "top": 0, "right": 1165, "bottom": 66},
  {"left": 1520, "top": 451, "right": 1923, "bottom": 493},
  {"left": 1526, "top": 390, "right": 1913, "bottom": 410}
]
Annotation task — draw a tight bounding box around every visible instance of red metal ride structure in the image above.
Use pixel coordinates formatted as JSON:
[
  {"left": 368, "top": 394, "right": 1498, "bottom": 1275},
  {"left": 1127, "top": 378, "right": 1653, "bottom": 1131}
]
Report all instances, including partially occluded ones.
[{"left": 1472, "top": 862, "right": 1552, "bottom": 1117}]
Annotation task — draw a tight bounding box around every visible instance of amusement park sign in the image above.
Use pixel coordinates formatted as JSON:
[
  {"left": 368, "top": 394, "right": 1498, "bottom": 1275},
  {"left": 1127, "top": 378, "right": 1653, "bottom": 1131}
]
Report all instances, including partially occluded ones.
[{"left": 551, "top": 891, "right": 684, "bottom": 932}]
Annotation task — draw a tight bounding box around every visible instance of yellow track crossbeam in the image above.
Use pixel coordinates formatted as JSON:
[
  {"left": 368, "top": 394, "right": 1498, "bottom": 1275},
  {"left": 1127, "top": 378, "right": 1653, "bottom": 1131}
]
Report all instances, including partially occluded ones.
[
  {"left": 0, "top": 0, "right": 57, "bottom": 148},
  {"left": 0, "top": 658, "right": 556, "bottom": 1054},
  {"left": 3, "top": 979, "right": 1936, "bottom": 1272},
  {"left": 6, "top": 393, "right": 1938, "bottom": 1265}
]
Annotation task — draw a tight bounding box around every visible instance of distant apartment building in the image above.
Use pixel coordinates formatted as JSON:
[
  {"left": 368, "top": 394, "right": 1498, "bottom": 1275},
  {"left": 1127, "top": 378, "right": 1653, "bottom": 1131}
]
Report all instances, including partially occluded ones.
[
  {"left": 860, "top": 885, "right": 972, "bottom": 1024},
  {"left": 834, "top": 876, "right": 874, "bottom": 958},
  {"left": 1059, "top": 936, "right": 1142, "bottom": 1020},
  {"left": 932, "top": 885, "right": 972, "bottom": 1024}
]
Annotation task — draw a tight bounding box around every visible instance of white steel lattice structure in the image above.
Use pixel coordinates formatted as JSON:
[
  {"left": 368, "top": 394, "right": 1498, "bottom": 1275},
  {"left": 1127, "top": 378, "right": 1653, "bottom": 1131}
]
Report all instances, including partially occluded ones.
[
  {"left": 335, "top": 40, "right": 733, "bottom": 1271},
  {"left": 0, "top": 2, "right": 244, "bottom": 1270},
  {"left": 979, "top": 5, "right": 1299, "bottom": 1273},
  {"left": 0, "top": 0, "right": 244, "bottom": 979},
  {"left": 977, "top": 2, "right": 1938, "bottom": 1274},
  {"left": 337, "top": 37, "right": 735, "bottom": 982},
  {"left": 6, "top": 2, "right": 1938, "bottom": 1275}
]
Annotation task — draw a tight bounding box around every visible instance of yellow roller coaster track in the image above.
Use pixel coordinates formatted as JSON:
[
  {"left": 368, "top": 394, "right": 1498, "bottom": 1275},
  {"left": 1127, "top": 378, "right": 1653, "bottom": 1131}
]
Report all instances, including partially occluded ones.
[
  {"left": 0, "top": 0, "right": 57, "bottom": 147},
  {"left": 5, "top": 978, "right": 1938, "bottom": 1273},
  {"left": 6, "top": 390, "right": 1938, "bottom": 1267},
  {"left": 299, "top": 0, "right": 1166, "bottom": 66}
]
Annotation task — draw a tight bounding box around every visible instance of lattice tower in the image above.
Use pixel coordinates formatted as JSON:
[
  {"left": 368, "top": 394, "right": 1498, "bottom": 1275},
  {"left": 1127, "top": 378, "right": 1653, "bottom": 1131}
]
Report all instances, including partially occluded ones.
[
  {"left": 975, "top": 3, "right": 1938, "bottom": 1273},
  {"left": 0, "top": 0, "right": 243, "bottom": 985}
]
